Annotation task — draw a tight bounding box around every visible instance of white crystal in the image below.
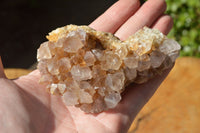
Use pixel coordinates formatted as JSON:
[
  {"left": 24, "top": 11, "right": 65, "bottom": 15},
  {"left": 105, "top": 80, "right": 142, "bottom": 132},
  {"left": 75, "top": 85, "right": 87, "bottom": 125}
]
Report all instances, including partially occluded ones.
[
  {"left": 57, "top": 83, "right": 66, "bottom": 94},
  {"left": 47, "top": 59, "right": 59, "bottom": 75},
  {"left": 37, "top": 60, "right": 49, "bottom": 75},
  {"left": 84, "top": 51, "right": 96, "bottom": 66},
  {"left": 105, "top": 71, "right": 125, "bottom": 91},
  {"left": 58, "top": 57, "right": 71, "bottom": 72},
  {"left": 97, "top": 87, "right": 106, "bottom": 96},
  {"left": 123, "top": 54, "right": 139, "bottom": 69},
  {"left": 55, "top": 38, "right": 64, "bottom": 48},
  {"left": 67, "top": 29, "right": 88, "bottom": 44},
  {"left": 70, "top": 52, "right": 84, "bottom": 65},
  {"left": 91, "top": 76, "right": 106, "bottom": 91},
  {"left": 79, "top": 90, "right": 93, "bottom": 104},
  {"left": 40, "top": 74, "right": 52, "bottom": 83},
  {"left": 63, "top": 90, "right": 79, "bottom": 106},
  {"left": 115, "top": 46, "right": 128, "bottom": 59},
  {"left": 126, "top": 27, "right": 165, "bottom": 55},
  {"left": 124, "top": 67, "right": 137, "bottom": 81},
  {"left": 60, "top": 31, "right": 85, "bottom": 53},
  {"left": 65, "top": 79, "right": 79, "bottom": 90},
  {"left": 71, "top": 65, "right": 92, "bottom": 81},
  {"left": 159, "top": 39, "right": 181, "bottom": 63},
  {"left": 104, "top": 92, "right": 121, "bottom": 108},
  {"left": 159, "top": 39, "right": 181, "bottom": 55},
  {"left": 37, "top": 42, "right": 52, "bottom": 61},
  {"left": 50, "top": 84, "right": 59, "bottom": 94},
  {"left": 137, "top": 54, "right": 151, "bottom": 71},
  {"left": 162, "top": 56, "right": 173, "bottom": 69},
  {"left": 150, "top": 51, "right": 166, "bottom": 68},
  {"left": 79, "top": 81, "right": 96, "bottom": 95},
  {"left": 79, "top": 81, "right": 92, "bottom": 89},
  {"left": 92, "top": 65, "right": 106, "bottom": 78},
  {"left": 91, "top": 96, "right": 106, "bottom": 113},
  {"left": 168, "top": 51, "right": 180, "bottom": 62},
  {"left": 137, "top": 40, "right": 153, "bottom": 55},
  {"left": 101, "top": 51, "right": 122, "bottom": 70},
  {"left": 91, "top": 49, "right": 103, "bottom": 61}
]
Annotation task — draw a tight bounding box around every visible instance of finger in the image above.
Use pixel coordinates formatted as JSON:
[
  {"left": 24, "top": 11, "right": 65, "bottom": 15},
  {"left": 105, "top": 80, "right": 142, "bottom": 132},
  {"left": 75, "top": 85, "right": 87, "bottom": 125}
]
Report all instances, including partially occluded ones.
[
  {"left": 115, "top": 0, "right": 167, "bottom": 40},
  {"left": 152, "top": 15, "right": 173, "bottom": 35},
  {"left": 0, "top": 57, "right": 6, "bottom": 78},
  {"left": 89, "top": 0, "right": 140, "bottom": 33}
]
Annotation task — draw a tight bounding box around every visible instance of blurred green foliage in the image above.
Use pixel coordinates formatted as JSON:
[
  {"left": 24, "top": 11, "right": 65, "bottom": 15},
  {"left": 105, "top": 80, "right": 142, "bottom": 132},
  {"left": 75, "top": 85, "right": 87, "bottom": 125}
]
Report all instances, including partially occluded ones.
[{"left": 166, "top": 0, "right": 200, "bottom": 57}]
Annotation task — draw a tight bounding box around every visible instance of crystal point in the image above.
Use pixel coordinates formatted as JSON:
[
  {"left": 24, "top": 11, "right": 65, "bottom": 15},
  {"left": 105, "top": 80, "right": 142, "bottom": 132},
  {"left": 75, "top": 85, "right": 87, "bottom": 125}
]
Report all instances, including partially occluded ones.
[
  {"left": 37, "top": 42, "right": 52, "bottom": 61},
  {"left": 71, "top": 65, "right": 92, "bottom": 81},
  {"left": 104, "top": 92, "right": 121, "bottom": 108},
  {"left": 105, "top": 71, "right": 125, "bottom": 91},
  {"left": 84, "top": 51, "right": 96, "bottom": 66}
]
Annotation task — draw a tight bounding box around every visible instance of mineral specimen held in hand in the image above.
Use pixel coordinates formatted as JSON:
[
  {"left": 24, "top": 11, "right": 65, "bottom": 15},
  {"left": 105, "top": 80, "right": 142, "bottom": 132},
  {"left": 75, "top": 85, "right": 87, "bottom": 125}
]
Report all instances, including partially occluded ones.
[{"left": 37, "top": 25, "right": 181, "bottom": 113}]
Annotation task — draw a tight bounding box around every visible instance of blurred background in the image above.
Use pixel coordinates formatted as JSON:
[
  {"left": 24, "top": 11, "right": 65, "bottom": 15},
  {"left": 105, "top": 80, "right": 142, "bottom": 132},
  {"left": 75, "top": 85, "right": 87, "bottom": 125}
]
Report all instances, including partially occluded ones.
[
  {"left": 166, "top": 0, "right": 200, "bottom": 57},
  {"left": 0, "top": 0, "right": 116, "bottom": 68},
  {"left": 0, "top": 0, "right": 200, "bottom": 68}
]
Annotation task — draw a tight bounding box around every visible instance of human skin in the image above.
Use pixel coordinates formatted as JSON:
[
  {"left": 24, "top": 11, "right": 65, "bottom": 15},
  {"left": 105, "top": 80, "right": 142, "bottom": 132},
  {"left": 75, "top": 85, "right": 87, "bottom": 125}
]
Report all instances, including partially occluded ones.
[{"left": 0, "top": 0, "right": 173, "bottom": 132}]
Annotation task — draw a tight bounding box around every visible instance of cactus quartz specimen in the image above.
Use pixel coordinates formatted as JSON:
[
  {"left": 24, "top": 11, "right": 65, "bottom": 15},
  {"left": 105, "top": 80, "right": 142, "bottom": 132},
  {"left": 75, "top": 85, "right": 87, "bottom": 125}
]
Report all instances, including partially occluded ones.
[{"left": 37, "top": 25, "right": 181, "bottom": 113}]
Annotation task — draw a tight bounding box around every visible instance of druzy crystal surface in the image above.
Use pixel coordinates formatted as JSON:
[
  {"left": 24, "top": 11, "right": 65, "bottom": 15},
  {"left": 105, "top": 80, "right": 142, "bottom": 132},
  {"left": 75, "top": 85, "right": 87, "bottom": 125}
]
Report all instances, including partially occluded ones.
[{"left": 37, "top": 25, "right": 181, "bottom": 113}]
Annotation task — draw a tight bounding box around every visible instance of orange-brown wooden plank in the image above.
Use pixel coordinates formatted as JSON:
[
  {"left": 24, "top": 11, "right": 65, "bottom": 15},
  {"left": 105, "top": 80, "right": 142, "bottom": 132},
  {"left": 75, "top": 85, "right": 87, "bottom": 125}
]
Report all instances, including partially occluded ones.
[{"left": 4, "top": 68, "right": 32, "bottom": 79}]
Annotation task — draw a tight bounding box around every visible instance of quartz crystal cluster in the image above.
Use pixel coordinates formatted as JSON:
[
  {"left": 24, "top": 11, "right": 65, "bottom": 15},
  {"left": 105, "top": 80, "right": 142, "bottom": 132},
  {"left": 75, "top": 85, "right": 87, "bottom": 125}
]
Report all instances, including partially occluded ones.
[{"left": 37, "top": 25, "right": 181, "bottom": 113}]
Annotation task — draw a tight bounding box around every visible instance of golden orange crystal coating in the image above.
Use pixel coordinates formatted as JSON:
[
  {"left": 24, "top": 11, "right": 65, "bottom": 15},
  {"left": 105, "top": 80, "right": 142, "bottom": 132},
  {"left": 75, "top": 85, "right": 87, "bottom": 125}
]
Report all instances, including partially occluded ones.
[{"left": 37, "top": 25, "right": 181, "bottom": 113}]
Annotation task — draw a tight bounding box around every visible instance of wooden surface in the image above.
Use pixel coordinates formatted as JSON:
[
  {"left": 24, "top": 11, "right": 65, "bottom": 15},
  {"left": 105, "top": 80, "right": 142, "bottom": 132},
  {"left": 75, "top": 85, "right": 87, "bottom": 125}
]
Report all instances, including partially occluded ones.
[
  {"left": 4, "top": 68, "right": 32, "bottom": 79},
  {"left": 128, "top": 57, "right": 200, "bottom": 133},
  {"left": 4, "top": 57, "right": 200, "bottom": 133}
]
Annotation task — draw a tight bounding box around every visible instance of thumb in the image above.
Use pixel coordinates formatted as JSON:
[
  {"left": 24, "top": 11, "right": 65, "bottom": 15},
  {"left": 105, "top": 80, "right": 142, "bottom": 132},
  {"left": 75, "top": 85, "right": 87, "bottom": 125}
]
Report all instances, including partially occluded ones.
[{"left": 0, "top": 57, "right": 6, "bottom": 78}]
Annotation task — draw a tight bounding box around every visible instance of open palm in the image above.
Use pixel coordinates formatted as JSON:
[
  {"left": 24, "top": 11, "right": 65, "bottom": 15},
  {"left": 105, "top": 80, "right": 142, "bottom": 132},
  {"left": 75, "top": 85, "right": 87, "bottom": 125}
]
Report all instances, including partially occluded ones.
[{"left": 0, "top": 0, "right": 173, "bottom": 133}]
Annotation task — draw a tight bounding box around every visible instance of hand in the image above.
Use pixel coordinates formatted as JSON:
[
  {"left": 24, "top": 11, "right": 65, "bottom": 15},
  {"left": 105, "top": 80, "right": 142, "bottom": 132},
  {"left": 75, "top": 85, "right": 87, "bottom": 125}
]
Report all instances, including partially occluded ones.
[{"left": 0, "top": 0, "right": 173, "bottom": 132}]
